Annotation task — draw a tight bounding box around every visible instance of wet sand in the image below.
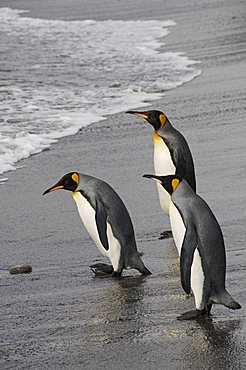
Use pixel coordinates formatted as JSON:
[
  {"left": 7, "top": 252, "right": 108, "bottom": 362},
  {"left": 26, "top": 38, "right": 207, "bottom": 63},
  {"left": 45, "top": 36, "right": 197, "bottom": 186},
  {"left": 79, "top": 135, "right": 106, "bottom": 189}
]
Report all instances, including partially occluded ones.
[{"left": 1, "top": 0, "right": 246, "bottom": 369}]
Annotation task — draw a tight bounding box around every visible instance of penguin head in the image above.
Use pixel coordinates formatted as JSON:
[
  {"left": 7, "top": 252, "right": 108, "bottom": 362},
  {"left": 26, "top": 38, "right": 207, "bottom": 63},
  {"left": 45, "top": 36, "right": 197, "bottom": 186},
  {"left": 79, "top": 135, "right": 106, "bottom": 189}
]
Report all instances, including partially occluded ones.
[
  {"left": 143, "top": 174, "right": 183, "bottom": 195},
  {"left": 43, "top": 172, "right": 79, "bottom": 195},
  {"left": 126, "top": 110, "right": 167, "bottom": 131}
]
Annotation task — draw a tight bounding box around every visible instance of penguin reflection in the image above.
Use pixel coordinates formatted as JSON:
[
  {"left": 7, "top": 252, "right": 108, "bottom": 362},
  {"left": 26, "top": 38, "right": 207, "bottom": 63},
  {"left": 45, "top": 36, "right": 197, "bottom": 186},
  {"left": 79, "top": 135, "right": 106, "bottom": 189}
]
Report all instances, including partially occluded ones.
[
  {"left": 180, "top": 319, "right": 242, "bottom": 369},
  {"left": 86, "top": 276, "right": 146, "bottom": 347}
]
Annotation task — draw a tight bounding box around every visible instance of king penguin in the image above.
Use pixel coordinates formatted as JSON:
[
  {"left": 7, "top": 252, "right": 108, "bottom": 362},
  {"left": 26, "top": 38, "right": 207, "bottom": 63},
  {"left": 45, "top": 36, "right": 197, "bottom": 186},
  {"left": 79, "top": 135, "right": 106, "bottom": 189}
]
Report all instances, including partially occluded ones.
[
  {"left": 43, "top": 172, "right": 151, "bottom": 277},
  {"left": 126, "top": 110, "right": 196, "bottom": 239},
  {"left": 143, "top": 173, "right": 241, "bottom": 319}
]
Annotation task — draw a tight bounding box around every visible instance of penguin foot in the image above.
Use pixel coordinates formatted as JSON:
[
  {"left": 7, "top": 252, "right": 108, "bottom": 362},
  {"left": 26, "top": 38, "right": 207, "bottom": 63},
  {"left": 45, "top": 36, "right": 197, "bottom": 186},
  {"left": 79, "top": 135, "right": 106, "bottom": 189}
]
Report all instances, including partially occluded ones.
[
  {"left": 177, "top": 309, "right": 209, "bottom": 321},
  {"left": 111, "top": 271, "right": 122, "bottom": 278},
  {"left": 206, "top": 304, "right": 212, "bottom": 315},
  {"left": 158, "top": 230, "right": 173, "bottom": 239},
  {"left": 90, "top": 263, "right": 113, "bottom": 276}
]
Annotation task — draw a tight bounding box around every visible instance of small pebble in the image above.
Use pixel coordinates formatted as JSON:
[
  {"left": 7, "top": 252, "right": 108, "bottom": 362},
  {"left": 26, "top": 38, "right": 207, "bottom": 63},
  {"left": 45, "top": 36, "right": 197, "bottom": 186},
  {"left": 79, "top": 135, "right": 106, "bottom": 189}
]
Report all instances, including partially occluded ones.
[{"left": 9, "top": 265, "right": 32, "bottom": 275}]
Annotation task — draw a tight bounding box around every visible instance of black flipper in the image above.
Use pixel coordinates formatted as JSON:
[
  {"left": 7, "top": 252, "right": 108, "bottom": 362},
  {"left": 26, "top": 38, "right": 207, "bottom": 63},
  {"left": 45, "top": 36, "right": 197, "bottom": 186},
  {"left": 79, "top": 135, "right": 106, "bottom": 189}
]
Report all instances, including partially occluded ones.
[
  {"left": 180, "top": 219, "right": 198, "bottom": 294},
  {"left": 95, "top": 197, "right": 109, "bottom": 251},
  {"left": 165, "top": 136, "right": 196, "bottom": 192},
  {"left": 162, "top": 136, "right": 187, "bottom": 180},
  {"left": 172, "top": 147, "right": 187, "bottom": 179}
]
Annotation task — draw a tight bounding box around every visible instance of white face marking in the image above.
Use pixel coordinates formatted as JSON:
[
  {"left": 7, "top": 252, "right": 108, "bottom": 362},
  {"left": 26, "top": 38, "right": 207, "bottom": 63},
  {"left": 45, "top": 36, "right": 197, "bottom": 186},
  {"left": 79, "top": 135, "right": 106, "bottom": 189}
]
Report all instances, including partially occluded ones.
[
  {"left": 153, "top": 134, "right": 175, "bottom": 214},
  {"left": 72, "top": 192, "right": 121, "bottom": 272},
  {"left": 169, "top": 201, "right": 205, "bottom": 310}
]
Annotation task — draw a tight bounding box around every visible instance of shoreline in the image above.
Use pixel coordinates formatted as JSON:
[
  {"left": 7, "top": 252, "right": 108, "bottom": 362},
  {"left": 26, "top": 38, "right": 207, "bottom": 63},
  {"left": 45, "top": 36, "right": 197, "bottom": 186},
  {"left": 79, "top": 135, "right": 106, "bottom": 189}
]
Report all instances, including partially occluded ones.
[
  {"left": 0, "top": 7, "right": 201, "bottom": 181},
  {"left": 1, "top": 0, "right": 246, "bottom": 369}
]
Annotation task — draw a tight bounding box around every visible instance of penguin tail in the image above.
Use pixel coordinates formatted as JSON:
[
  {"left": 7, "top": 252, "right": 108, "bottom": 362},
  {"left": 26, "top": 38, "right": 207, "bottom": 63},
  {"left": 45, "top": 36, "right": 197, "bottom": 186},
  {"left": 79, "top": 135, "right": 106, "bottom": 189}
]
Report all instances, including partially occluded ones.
[
  {"left": 134, "top": 258, "right": 152, "bottom": 276},
  {"left": 139, "top": 265, "right": 152, "bottom": 276},
  {"left": 222, "top": 294, "right": 241, "bottom": 310},
  {"left": 212, "top": 290, "right": 241, "bottom": 310},
  {"left": 127, "top": 255, "right": 151, "bottom": 275}
]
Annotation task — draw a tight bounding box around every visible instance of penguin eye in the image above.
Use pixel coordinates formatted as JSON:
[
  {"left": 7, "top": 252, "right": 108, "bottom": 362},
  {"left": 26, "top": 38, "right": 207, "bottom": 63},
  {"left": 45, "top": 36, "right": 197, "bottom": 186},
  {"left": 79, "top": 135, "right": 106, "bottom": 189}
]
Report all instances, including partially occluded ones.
[{"left": 65, "top": 179, "right": 69, "bottom": 185}]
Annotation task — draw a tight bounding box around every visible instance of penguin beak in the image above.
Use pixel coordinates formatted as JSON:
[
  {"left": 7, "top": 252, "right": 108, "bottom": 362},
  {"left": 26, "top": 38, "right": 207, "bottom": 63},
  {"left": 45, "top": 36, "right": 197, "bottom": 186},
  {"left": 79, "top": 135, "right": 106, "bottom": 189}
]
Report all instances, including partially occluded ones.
[
  {"left": 126, "top": 111, "right": 149, "bottom": 120},
  {"left": 43, "top": 185, "right": 64, "bottom": 195},
  {"left": 143, "top": 174, "right": 163, "bottom": 185}
]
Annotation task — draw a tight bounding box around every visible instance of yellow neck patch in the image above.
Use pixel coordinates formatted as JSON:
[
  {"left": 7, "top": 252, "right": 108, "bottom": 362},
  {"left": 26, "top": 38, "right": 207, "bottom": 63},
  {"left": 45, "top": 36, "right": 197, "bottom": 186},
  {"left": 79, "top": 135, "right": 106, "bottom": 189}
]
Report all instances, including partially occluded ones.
[
  {"left": 153, "top": 131, "right": 162, "bottom": 142},
  {"left": 159, "top": 114, "right": 166, "bottom": 128},
  {"left": 172, "top": 178, "right": 180, "bottom": 191},
  {"left": 72, "top": 173, "right": 79, "bottom": 185}
]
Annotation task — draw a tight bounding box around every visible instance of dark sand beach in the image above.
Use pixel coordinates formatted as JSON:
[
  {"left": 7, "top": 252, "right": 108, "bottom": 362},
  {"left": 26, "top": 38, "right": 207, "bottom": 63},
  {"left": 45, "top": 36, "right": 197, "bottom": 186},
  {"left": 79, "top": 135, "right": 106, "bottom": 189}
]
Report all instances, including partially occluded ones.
[{"left": 1, "top": 0, "right": 246, "bottom": 369}]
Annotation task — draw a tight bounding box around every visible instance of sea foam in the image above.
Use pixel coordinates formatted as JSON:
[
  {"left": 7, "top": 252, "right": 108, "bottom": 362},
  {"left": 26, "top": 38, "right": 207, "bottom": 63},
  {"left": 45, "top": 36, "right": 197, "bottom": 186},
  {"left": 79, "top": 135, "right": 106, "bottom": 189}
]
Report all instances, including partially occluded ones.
[{"left": 0, "top": 7, "right": 201, "bottom": 180}]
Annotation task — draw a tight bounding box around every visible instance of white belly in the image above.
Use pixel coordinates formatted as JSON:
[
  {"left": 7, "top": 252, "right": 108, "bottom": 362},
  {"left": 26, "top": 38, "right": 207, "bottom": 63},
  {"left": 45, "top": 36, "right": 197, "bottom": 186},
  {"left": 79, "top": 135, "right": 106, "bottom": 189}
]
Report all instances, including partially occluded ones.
[
  {"left": 169, "top": 201, "right": 186, "bottom": 255},
  {"left": 169, "top": 201, "right": 205, "bottom": 309},
  {"left": 191, "top": 250, "right": 205, "bottom": 310},
  {"left": 153, "top": 133, "right": 176, "bottom": 214},
  {"left": 72, "top": 192, "right": 121, "bottom": 271}
]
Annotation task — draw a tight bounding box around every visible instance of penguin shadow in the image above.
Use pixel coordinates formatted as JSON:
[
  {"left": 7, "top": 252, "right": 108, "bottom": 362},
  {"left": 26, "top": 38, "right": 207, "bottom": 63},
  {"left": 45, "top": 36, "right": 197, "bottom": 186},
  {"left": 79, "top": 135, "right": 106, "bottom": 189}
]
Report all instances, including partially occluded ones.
[{"left": 183, "top": 318, "right": 243, "bottom": 369}]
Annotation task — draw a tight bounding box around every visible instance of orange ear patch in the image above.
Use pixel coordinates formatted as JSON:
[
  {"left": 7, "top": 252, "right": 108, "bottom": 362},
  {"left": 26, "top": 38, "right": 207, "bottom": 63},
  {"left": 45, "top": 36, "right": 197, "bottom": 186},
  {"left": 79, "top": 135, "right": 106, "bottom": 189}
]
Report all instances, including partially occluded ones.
[
  {"left": 159, "top": 114, "right": 166, "bottom": 128},
  {"left": 172, "top": 178, "right": 179, "bottom": 191},
  {"left": 72, "top": 173, "right": 79, "bottom": 184}
]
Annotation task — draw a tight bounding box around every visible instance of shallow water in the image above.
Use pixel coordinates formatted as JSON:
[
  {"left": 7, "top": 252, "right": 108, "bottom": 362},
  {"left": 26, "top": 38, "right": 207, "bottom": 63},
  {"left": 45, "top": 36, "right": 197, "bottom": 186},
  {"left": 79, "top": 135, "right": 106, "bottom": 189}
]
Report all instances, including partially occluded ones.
[{"left": 0, "top": 7, "right": 200, "bottom": 177}]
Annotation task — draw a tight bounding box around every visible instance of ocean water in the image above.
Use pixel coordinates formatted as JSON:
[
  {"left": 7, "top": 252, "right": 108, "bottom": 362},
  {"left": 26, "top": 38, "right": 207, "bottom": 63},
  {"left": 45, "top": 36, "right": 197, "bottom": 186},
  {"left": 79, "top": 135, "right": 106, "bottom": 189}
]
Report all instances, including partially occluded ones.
[{"left": 0, "top": 7, "right": 201, "bottom": 182}]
